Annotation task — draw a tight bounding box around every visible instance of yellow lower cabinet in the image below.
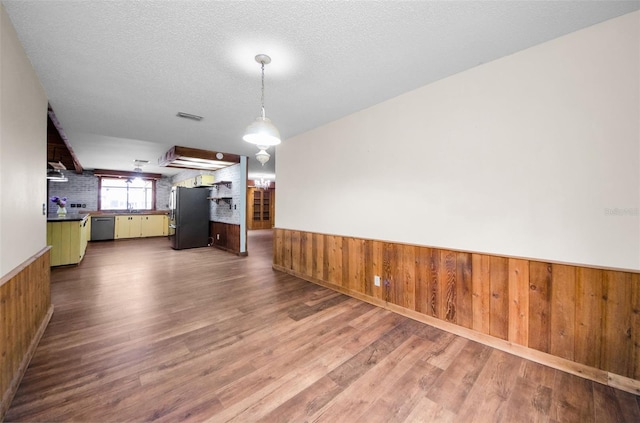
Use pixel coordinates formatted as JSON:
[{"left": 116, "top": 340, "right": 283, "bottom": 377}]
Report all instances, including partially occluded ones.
[
  {"left": 47, "top": 216, "right": 89, "bottom": 266},
  {"left": 115, "top": 216, "right": 130, "bottom": 239},
  {"left": 140, "top": 215, "right": 165, "bottom": 237},
  {"left": 116, "top": 214, "right": 168, "bottom": 238},
  {"left": 115, "top": 215, "right": 142, "bottom": 238},
  {"left": 79, "top": 217, "right": 89, "bottom": 261}
]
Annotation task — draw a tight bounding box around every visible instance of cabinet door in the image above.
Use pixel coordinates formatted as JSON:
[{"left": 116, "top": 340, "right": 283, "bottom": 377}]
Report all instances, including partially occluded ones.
[
  {"left": 114, "top": 216, "right": 129, "bottom": 239},
  {"left": 252, "top": 190, "right": 262, "bottom": 225},
  {"left": 162, "top": 215, "right": 168, "bottom": 236},
  {"left": 141, "top": 215, "right": 165, "bottom": 237},
  {"left": 48, "top": 221, "right": 81, "bottom": 266},
  {"left": 248, "top": 189, "right": 274, "bottom": 230},
  {"left": 129, "top": 216, "right": 142, "bottom": 237},
  {"left": 115, "top": 215, "right": 142, "bottom": 238},
  {"left": 262, "top": 190, "right": 271, "bottom": 222},
  {"left": 79, "top": 218, "right": 89, "bottom": 261},
  {"left": 195, "top": 174, "right": 214, "bottom": 186},
  {"left": 86, "top": 217, "right": 92, "bottom": 241}
]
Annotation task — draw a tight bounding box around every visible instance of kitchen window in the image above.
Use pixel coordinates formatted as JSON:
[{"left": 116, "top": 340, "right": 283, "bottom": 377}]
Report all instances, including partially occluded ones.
[{"left": 99, "top": 177, "right": 155, "bottom": 211}]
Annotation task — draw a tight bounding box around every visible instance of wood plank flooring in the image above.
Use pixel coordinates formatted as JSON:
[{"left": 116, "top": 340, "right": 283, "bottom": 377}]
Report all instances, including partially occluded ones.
[{"left": 5, "top": 230, "right": 640, "bottom": 422}]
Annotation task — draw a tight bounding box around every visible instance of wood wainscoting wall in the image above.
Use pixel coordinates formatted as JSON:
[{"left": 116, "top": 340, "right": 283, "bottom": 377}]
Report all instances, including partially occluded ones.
[
  {"left": 273, "top": 228, "right": 640, "bottom": 394},
  {"left": 210, "top": 221, "right": 241, "bottom": 254},
  {"left": 0, "top": 247, "right": 53, "bottom": 421}
]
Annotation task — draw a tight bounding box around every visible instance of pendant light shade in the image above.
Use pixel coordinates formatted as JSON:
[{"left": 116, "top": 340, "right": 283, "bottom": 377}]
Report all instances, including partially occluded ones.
[
  {"left": 243, "top": 116, "right": 281, "bottom": 146},
  {"left": 243, "top": 54, "right": 281, "bottom": 165},
  {"left": 255, "top": 148, "right": 270, "bottom": 165}
]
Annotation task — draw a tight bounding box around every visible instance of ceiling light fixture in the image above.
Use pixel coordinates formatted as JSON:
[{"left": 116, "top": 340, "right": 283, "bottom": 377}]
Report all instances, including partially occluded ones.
[
  {"left": 255, "top": 176, "right": 271, "bottom": 190},
  {"left": 133, "top": 159, "right": 148, "bottom": 174},
  {"left": 47, "top": 169, "right": 68, "bottom": 182},
  {"left": 243, "top": 54, "right": 280, "bottom": 166},
  {"left": 177, "top": 112, "right": 203, "bottom": 121},
  {"left": 47, "top": 161, "right": 68, "bottom": 182},
  {"left": 159, "top": 146, "right": 241, "bottom": 171}
]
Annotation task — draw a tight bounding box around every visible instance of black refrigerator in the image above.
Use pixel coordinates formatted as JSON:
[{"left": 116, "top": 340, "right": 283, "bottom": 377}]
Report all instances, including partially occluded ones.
[{"left": 168, "top": 186, "right": 210, "bottom": 250}]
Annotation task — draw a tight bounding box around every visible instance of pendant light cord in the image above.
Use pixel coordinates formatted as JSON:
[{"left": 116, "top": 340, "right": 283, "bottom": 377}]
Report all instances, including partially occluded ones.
[{"left": 261, "top": 62, "right": 266, "bottom": 119}]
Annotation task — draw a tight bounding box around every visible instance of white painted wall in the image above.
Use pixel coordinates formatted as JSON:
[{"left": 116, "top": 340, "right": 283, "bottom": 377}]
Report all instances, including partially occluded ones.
[
  {"left": 0, "top": 5, "right": 48, "bottom": 278},
  {"left": 277, "top": 11, "right": 640, "bottom": 271}
]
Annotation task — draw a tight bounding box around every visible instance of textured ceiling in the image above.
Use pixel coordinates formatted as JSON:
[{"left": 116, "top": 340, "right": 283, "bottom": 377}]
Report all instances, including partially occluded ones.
[{"left": 3, "top": 0, "right": 639, "bottom": 179}]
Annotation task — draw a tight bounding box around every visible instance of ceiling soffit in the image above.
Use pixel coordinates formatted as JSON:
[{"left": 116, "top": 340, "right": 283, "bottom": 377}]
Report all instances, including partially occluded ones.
[{"left": 159, "top": 146, "right": 241, "bottom": 172}]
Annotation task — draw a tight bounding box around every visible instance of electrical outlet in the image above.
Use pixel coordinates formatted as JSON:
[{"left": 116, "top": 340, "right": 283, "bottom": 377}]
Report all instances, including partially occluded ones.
[
  {"left": 216, "top": 234, "right": 220, "bottom": 240},
  {"left": 374, "top": 275, "right": 381, "bottom": 287}
]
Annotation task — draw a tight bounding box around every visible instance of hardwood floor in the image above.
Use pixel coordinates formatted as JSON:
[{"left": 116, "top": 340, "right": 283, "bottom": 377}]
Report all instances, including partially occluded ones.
[{"left": 5, "top": 230, "right": 640, "bottom": 422}]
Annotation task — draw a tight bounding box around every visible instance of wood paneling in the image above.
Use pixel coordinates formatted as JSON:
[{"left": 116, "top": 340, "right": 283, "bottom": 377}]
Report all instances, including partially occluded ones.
[
  {"left": 326, "top": 235, "right": 343, "bottom": 287},
  {"left": 602, "top": 271, "right": 633, "bottom": 376},
  {"left": 508, "top": 258, "right": 529, "bottom": 345},
  {"left": 313, "top": 232, "right": 325, "bottom": 281},
  {"left": 489, "top": 256, "right": 509, "bottom": 340},
  {"left": 456, "top": 252, "right": 473, "bottom": 329},
  {"left": 472, "top": 254, "right": 491, "bottom": 334},
  {"left": 1, "top": 247, "right": 52, "bottom": 421},
  {"left": 632, "top": 273, "right": 640, "bottom": 380},
  {"left": 550, "top": 264, "right": 576, "bottom": 361},
  {"left": 273, "top": 229, "right": 640, "bottom": 390},
  {"left": 291, "top": 230, "right": 301, "bottom": 274},
  {"left": 210, "top": 221, "right": 241, "bottom": 254},
  {"left": 5, "top": 232, "right": 640, "bottom": 422},
  {"left": 47, "top": 109, "right": 82, "bottom": 173},
  {"left": 529, "top": 261, "right": 552, "bottom": 352},
  {"left": 575, "top": 268, "right": 604, "bottom": 368},
  {"left": 347, "top": 237, "right": 365, "bottom": 294}
]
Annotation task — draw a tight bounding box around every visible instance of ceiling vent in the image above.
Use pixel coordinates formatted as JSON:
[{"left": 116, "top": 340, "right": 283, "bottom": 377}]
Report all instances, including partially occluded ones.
[{"left": 176, "top": 112, "right": 203, "bottom": 121}]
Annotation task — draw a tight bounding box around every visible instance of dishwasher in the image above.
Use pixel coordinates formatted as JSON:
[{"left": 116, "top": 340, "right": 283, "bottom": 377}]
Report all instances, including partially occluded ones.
[{"left": 90, "top": 216, "right": 115, "bottom": 241}]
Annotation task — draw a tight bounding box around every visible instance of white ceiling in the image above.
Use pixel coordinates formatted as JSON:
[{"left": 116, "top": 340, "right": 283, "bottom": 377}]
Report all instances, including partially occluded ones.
[{"left": 4, "top": 1, "right": 639, "bottom": 179}]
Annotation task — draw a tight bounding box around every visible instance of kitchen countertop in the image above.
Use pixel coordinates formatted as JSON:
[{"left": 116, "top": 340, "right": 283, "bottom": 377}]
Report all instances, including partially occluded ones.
[
  {"left": 47, "top": 213, "right": 90, "bottom": 222},
  {"left": 47, "top": 210, "right": 169, "bottom": 222},
  {"left": 89, "top": 210, "right": 169, "bottom": 216}
]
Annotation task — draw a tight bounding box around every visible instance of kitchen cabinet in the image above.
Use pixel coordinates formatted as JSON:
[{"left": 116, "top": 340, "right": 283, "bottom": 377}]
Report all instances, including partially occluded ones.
[
  {"left": 247, "top": 188, "right": 274, "bottom": 230},
  {"left": 47, "top": 215, "right": 90, "bottom": 266},
  {"left": 174, "top": 177, "right": 195, "bottom": 188},
  {"left": 115, "top": 214, "right": 168, "bottom": 239},
  {"left": 195, "top": 174, "right": 214, "bottom": 186},
  {"left": 140, "top": 215, "right": 167, "bottom": 237},
  {"left": 115, "top": 215, "right": 142, "bottom": 239},
  {"left": 80, "top": 217, "right": 88, "bottom": 254},
  {"left": 86, "top": 216, "right": 92, "bottom": 241},
  {"left": 174, "top": 174, "right": 215, "bottom": 187}
]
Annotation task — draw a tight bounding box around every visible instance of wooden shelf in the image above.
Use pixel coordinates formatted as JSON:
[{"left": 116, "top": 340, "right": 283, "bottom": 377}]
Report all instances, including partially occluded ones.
[
  {"left": 207, "top": 196, "right": 233, "bottom": 208},
  {"left": 212, "top": 181, "right": 232, "bottom": 189}
]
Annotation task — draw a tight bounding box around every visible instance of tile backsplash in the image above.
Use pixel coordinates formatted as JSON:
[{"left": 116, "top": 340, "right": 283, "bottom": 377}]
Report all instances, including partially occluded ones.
[{"left": 47, "top": 171, "right": 172, "bottom": 212}]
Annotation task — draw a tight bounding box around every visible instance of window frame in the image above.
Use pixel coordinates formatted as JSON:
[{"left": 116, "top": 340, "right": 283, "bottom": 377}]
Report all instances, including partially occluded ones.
[{"left": 98, "top": 176, "right": 157, "bottom": 211}]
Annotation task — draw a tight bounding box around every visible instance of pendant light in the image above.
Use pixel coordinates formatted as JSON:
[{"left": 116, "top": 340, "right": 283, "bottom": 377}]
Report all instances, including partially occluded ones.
[{"left": 243, "top": 54, "right": 280, "bottom": 166}]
